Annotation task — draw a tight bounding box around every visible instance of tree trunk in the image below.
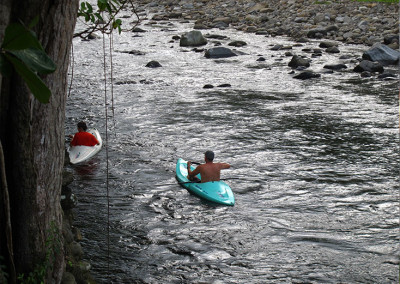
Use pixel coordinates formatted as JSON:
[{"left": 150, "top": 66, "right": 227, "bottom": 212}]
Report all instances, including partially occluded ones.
[{"left": 0, "top": 0, "right": 79, "bottom": 282}]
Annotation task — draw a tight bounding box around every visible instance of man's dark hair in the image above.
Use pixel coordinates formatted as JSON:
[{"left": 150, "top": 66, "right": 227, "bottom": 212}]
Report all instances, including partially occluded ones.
[
  {"left": 77, "top": 121, "right": 88, "bottom": 131},
  {"left": 205, "top": 150, "right": 214, "bottom": 161}
]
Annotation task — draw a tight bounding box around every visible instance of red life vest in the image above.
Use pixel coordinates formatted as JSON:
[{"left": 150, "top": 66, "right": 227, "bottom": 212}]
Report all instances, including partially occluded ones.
[{"left": 71, "top": 132, "right": 99, "bottom": 146}]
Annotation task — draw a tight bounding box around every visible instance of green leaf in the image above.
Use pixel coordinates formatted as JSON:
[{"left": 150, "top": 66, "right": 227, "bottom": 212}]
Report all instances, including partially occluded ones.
[
  {"left": 0, "top": 54, "right": 13, "bottom": 77},
  {"left": 5, "top": 54, "right": 51, "bottom": 103},
  {"left": 28, "top": 16, "right": 39, "bottom": 29},
  {"left": 87, "top": 3, "right": 93, "bottom": 13},
  {"left": 2, "top": 23, "right": 43, "bottom": 51},
  {"left": 9, "top": 48, "right": 56, "bottom": 74},
  {"left": 95, "top": 13, "right": 104, "bottom": 22}
]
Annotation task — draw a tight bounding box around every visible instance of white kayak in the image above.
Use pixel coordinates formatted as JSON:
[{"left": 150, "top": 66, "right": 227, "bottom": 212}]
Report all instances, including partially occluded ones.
[{"left": 68, "top": 129, "right": 102, "bottom": 164}]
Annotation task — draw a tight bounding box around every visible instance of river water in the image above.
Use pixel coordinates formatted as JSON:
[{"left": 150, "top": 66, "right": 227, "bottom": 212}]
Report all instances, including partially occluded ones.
[{"left": 65, "top": 15, "right": 399, "bottom": 284}]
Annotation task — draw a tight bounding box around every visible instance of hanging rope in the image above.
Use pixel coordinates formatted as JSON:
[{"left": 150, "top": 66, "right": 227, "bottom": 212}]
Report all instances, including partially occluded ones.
[
  {"left": 68, "top": 43, "right": 74, "bottom": 98},
  {"left": 101, "top": 26, "right": 111, "bottom": 278},
  {"left": 109, "top": 32, "right": 117, "bottom": 135}
]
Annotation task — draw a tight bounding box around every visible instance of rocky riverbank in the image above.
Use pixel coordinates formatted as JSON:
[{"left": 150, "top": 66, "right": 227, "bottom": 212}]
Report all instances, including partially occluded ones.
[
  {"left": 61, "top": 162, "right": 96, "bottom": 284},
  {"left": 140, "top": 0, "right": 399, "bottom": 47},
  {"left": 130, "top": 0, "right": 399, "bottom": 80}
]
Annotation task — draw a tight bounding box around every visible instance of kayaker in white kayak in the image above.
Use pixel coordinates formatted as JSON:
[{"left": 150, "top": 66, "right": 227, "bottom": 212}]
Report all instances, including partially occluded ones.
[
  {"left": 187, "top": 151, "right": 230, "bottom": 183},
  {"left": 69, "top": 121, "right": 100, "bottom": 147}
]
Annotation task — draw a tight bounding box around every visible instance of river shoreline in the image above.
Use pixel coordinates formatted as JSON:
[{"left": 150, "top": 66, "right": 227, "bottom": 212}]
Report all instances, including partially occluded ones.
[{"left": 138, "top": 0, "right": 399, "bottom": 48}]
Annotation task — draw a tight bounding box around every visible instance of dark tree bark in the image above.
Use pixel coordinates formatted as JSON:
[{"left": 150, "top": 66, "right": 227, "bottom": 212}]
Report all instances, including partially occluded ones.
[{"left": 0, "top": 0, "right": 79, "bottom": 282}]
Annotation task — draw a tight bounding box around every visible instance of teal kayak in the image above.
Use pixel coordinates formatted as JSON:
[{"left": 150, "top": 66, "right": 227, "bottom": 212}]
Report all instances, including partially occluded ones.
[{"left": 176, "top": 158, "right": 235, "bottom": 206}]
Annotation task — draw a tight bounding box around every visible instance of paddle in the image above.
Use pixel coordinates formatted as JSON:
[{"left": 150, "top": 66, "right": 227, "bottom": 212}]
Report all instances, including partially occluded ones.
[{"left": 156, "top": 178, "right": 241, "bottom": 187}]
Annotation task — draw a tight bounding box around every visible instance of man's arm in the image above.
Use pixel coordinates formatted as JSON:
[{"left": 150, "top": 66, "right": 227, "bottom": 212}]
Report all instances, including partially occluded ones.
[
  {"left": 219, "top": 163, "right": 230, "bottom": 169},
  {"left": 187, "top": 162, "right": 201, "bottom": 178}
]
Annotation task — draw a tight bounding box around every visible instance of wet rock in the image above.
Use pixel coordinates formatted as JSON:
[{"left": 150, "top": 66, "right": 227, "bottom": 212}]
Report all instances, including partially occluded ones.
[
  {"left": 145, "top": 61, "right": 162, "bottom": 68},
  {"left": 61, "top": 272, "right": 76, "bottom": 284},
  {"left": 62, "top": 171, "right": 74, "bottom": 188},
  {"left": 361, "top": 71, "right": 371, "bottom": 77},
  {"left": 362, "top": 43, "right": 400, "bottom": 66},
  {"left": 205, "top": 47, "right": 238, "bottom": 58},
  {"left": 228, "top": 40, "right": 247, "bottom": 47},
  {"left": 61, "top": 192, "right": 78, "bottom": 210},
  {"left": 132, "top": 27, "right": 146, "bottom": 33},
  {"left": 307, "top": 27, "right": 327, "bottom": 38},
  {"left": 256, "top": 57, "right": 266, "bottom": 61},
  {"left": 323, "top": 64, "right": 347, "bottom": 70},
  {"left": 384, "top": 35, "right": 399, "bottom": 45},
  {"left": 319, "top": 41, "right": 338, "bottom": 48},
  {"left": 167, "top": 12, "right": 182, "bottom": 18},
  {"left": 293, "top": 71, "right": 321, "bottom": 80},
  {"left": 271, "top": 44, "right": 283, "bottom": 51},
  {"left": 377, "top": 72, "right": 397, "bottom": 79},
  {"left": 288, "top": 55, "right": 310, "bottom": 69},
  {"left": 326, "top": 46, "right": 340, "bottom": 53},
  {"left": 353, "top": 60, "right": 384, "bottom": 73},
  {"left": 206, "top": 34, "right": 229, "bottom": 40},
  {"left": 67, "top": 241, "right": 83, "bottom": 261},
  {"left": 180, "top": 30, "right": 207, "bottom": 47}
]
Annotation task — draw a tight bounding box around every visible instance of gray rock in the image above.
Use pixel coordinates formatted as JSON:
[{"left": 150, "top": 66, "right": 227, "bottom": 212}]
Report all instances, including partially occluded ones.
[
  {"left": 271, "top": 44, "right": 283, "bottom": 51},
  {"left": 61, "top": 272, "right": 76, "bottom": 284},
  {"left": 361, "top": 71, "right": 371, "bottom": 77},
  {"left": 288, "top": 55, "right": 310, "bottom": 68},
  {"left": 362, "top": 43, "right": 400, "bottom": 66},
  {"left": 146, "top": 61, "right": 162, "bottom": 68},
  {"left": 353, "top": 60, "right": 384, "bottom": 73},
  {"left": 228, "top": 40, "right": 247, "bottom": 47},
  {"left": 326, "top": 46, "right": 340, "bottom": 53},
  {"left": 384, "top": 35, "right": 399, "bottom": 45},
  {"left": 377, "top": 72, "right": 397, "bottom": 79},
  {"left": 307, "top": 28, "right": 327, "bottom": 38},
  {"left": 293, "top": 71, "right": 321, "bottom": 80},
  {"left": 180, "top": 30, "right": 207, "bottom": 47},
  {"left": 205, "top": 47, "right": 238, "bottom": 58},
  {"left": 323, "top": 64, "right": 347, "bottom": 70},
  {"left": 319, "top": 41, "right": 337, "bottom": 48}
]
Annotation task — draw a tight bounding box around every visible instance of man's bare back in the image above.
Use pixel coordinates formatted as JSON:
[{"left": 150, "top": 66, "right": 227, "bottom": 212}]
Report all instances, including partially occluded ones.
[{"left": 187, "top": 151, "right": 230, "bottom": 183}]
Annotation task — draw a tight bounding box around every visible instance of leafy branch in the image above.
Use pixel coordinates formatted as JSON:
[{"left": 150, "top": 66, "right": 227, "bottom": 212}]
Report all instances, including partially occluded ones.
[{"left": 74, "top": 0, "right": 140, "bottom": 39}]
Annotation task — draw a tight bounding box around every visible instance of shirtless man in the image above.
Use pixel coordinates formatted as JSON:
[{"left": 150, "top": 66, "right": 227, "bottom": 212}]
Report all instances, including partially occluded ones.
[{"left": 187, "top": 151, "right": 230, "bottom": 183}]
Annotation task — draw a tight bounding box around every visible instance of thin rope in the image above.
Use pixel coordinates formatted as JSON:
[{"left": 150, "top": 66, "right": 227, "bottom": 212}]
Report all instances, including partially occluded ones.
[
  {"left": 109, "top": 32, "right": 116, "bottom": 135},
  {"left": 102, "top": 27, "right": 111, "bottom": 278},
  {"left": 68, "top": 42, "right": 74, "bottom": 97}
]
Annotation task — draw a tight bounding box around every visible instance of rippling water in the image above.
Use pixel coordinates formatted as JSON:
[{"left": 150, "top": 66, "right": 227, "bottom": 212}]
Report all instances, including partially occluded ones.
[{"left": 66, "top": 18, "right": 399, "bottom": 283}]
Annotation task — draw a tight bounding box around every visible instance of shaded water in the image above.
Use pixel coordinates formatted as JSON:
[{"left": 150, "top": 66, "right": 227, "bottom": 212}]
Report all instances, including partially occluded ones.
[{"left": 66, "top": 18, "right": 399, "bottom": 283}]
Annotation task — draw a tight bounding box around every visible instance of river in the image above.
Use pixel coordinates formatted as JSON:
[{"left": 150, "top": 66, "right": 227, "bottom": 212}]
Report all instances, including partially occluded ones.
[{"left": 65, "top": 16, "right": 399, "bottom": 284}]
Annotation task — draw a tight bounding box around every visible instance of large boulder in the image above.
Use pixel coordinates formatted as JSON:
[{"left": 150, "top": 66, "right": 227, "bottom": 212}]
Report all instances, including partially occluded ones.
[
  {"left": 362, "top": 43, "right": 400, "bottom": 66},
  {"left": 180, "top": 30, "right": 207, "bottom": 47},
  {"left": 353, "top": 60, "right": 384, "bottom": 73},
  {"left": 205, "top": 47, "right": 238, "bottom": 58}
]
